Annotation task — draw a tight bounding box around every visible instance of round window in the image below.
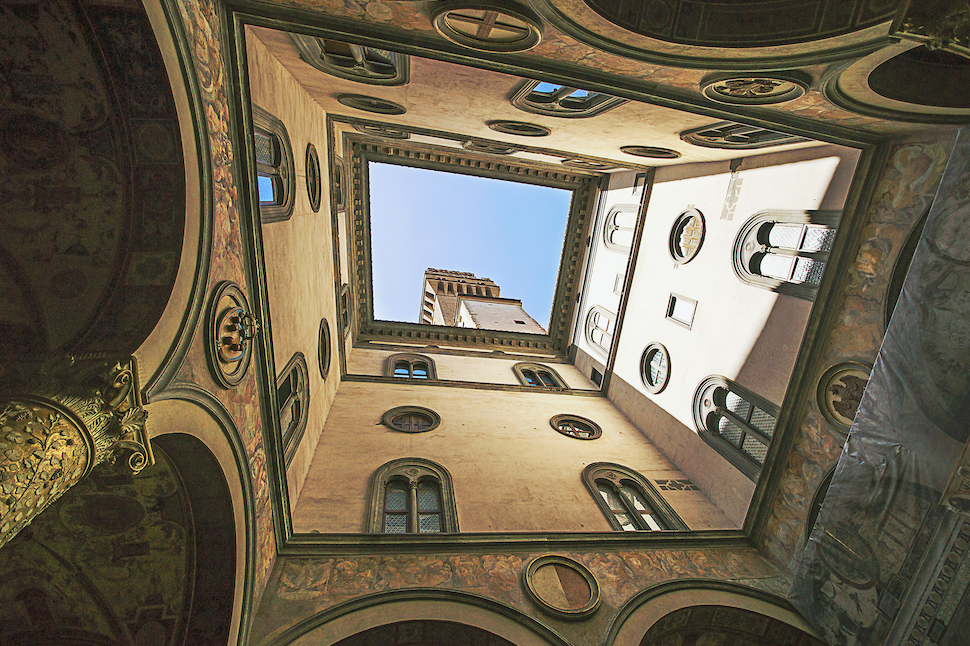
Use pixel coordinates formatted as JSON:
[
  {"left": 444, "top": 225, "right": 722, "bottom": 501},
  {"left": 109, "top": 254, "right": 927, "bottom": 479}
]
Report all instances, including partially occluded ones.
[
  {"left": 305, "top": 143, "right": 321, "bottom": 212},
  {"left": 549, "top": 414, "right": 602, "bottom": 440},
  {"left": 318, "top": 318, "right": 331, "bottom": 379},
  {"left": 432, "top": 2, "right": 542, "bottom": 53},
  {"left": 523, "top": 555, "right": 600, "bottom": 618},
  {"left": 382, "top": 406, "right": 441, "bottom": 433},
  {"left": 669, "top": 208, "right": 705, "bottom": 264},
  {"left": 640, "top": 343, "right": 671, "bottom": 394},
  {"left": 486, "top": 120, "right": 551, "bottom": 137},
  {"left": 336, "top": 93, "right": 406, "bottom": 115}
]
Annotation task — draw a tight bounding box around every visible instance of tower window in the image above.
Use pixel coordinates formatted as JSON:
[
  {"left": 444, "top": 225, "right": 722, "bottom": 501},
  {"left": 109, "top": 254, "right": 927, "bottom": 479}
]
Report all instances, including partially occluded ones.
[
  {"left": 513, "top": 362, "right": 568, "bottom": 389},
  {"left": 277, "top": 352, "right": 310, "bottom": 464},
  {"left": 368, "top": 458, "right": 459, "bottom": 533},
  {"left": 603, "top": 204, "right": 639, "bottom": 252},
  {"left": 510, "top": 79, "right": 627, "bottom": 118},
  {"left": 693, "top": 376, "right": 780, "bottom": 481},
  {"left": 585, "top": 306, "right": 616, "bottom": 359},
  {"left": 734, "top": 209, "right": 841, "bottom": 301},
  {"left": 384, "top": 353, "right": 437, "bottom": 380},
  {"left": 583, "top": 463, "right": 688, "bottom": 531},
  {"left": 252, "top": 104, "right": 295, "bottom": 223}
]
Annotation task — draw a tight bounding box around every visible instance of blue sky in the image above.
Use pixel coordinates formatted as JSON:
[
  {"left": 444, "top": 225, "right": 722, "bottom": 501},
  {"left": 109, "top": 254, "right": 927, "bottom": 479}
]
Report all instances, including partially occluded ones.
[{"left": 369, "top": 162, "right": 572, "bottom": 328}]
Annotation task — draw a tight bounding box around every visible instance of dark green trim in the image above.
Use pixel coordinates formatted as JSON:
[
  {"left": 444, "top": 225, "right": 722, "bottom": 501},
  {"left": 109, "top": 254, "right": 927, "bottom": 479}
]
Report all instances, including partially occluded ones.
[
  {"left": 225, "top": 7, "right": 294, "bottom": 555},
  {"left": 601, "top": 580, "right": 797, "bottom": 646},
  {"left": 262, "top": 588, "right": 573, "bottom": 646},
  {"left": 280, "top": 529, "right": 748, "bottom": 556},
  {"left": 143, "top": 0, "right": 215, "bottom": 401},
  {"left": 327, "top": 114, "right": 348, "bottom": 383},
  {"left": 602, "top": 168, "right": 655, "bottom": 394},
  {"left": 342, "top": 373, "right": 604, "bottom": 396},
  {"left": 746, "top": 142, "right": 892, "bottom": 538},
  {"left": 152, "top": 384, "right": 258, "bottom": 646},
  {"left": 223, "top": 2, "right": 882, "bottom": 148}
]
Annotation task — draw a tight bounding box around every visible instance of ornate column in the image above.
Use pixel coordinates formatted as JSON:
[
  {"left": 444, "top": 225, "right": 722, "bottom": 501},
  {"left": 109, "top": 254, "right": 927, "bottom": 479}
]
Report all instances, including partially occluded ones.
[{"left": 0, "top": 357, "right": 152, "bottom": 548}]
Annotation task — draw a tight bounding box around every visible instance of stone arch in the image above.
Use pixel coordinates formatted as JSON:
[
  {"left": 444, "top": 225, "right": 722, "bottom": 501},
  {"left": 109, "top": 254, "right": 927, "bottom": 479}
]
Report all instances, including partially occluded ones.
[
  {"left": 607, "top": 581, "right": 818, "bottom": 646},
  {"left": 136, "top": 0, "right": 212, "bottom": 397},
  {"left": 146, "top": 393, "right": 259, "bottom": 646},
  {"left": 266, "top": 589, "right": 569, "bottom": 646}
]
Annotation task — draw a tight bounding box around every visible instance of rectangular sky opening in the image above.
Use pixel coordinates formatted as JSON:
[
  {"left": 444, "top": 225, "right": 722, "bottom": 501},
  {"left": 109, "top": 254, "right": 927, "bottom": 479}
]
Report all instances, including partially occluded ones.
[{"left": 368, "top": 162, "right": 572, "bottom": 333}]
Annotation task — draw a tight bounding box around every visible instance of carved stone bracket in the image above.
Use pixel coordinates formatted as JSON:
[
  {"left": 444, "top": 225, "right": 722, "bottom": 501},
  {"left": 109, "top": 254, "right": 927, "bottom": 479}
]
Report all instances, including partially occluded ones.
[
  {"left": 0, "top": 356, "right": 152, "bottom": 548},
  {"left": 891, "top": 0, "right": 970, "bottom": 59}
]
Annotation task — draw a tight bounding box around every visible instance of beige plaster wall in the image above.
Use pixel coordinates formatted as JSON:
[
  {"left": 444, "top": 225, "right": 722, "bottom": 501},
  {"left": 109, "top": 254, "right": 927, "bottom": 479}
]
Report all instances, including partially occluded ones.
[
  {"left": 246, "top": 29, "right": 338, "bottom": 511},
  {"left": 348, "top": 346, "right": 597, "bottom": 390},
  {"left": 292, "top": 381, "right": 732, "bottom": 533}
]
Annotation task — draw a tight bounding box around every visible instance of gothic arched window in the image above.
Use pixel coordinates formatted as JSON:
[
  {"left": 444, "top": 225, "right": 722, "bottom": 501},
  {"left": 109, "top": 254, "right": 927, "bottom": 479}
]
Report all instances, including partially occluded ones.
[
  {"left": 252, "top": 104, "right": 295, "bottom": 223},
  {"left": 585, "top": 306, "right": 616, "bottom": 359},
  {"left": 693, "top": 376, "right": 780, "bottom": 481},
  {"left": 603, "top": 204, "right": 639, "bottom": 252},
  {"left": 513, "top": 362, "right": 567, "bottom": 389},
  {"left": 583, "top": 463, "right": 687, "bottom": 531},
  {"left": 384, "top": 353, "right": 437, "bottom": 380},
  {"left": 277, "top": 352, "right": 309, "bottom": 463},
  {"left": 509, "top": 79, "right": 627, "bottom": 118},
  {"left": 733, "top": 210, "right": 841, "bottom": 301},
  {"left": 367, "top": 458, "right": 459, "bottom": 533}
]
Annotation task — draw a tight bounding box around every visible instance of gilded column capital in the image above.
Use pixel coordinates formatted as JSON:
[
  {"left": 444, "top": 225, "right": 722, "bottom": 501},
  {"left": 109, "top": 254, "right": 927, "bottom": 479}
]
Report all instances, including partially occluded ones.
[{"left": 0, "top": 356, "right": 153, "bottom": 548}]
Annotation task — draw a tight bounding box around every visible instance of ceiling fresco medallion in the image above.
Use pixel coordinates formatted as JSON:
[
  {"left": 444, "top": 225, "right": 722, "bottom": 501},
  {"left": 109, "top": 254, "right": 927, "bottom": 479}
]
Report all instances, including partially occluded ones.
[
  {"left": 523, "top": 555, "right": 600, "bottom": 619},
  {"left": 206, "top": 281, "right": 258, "bottom": 388},
  {"left": 700, "top": 72, "right": 810, "bottom": 105},
  {"left": 432, "top": 0, "right": 542, "bottom": 52},
  {"left": 816, "top": 361, "right": 873, "bottom": 433}
]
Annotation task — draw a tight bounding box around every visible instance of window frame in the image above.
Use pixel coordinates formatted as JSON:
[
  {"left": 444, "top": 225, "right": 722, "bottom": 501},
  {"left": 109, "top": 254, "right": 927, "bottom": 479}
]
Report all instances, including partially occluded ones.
[
  {"left": 381, "top": 405, "right": 441, "bottom": 433},
  {"left": 384, "top": 353, "right": 437, "bottom": 380},
  {"left": 733, "top": 209, "right": 842, "bottom": 301},
  {"left": 693, "top": 375, "right": 781, "bottom": 481},
  {"left": 584, "top": 306, "right": 616, "bottom": 360},
  {"left": 513, "top": 362, "right": 568, "bottom": 389},
  {"left": 276, "top": 352, "right": 310, "bottom": 464},
  {"left": 252, "top": 104, "right": 295, "bottom": 223},
  {"left": 550, "top": 414, "right": 602, "bottom": 440},
  {"left": 367, "top": 458, "right": 459, "bottom": 533},
  {"left": 582, "top": 463, "right": 688, "bottom": 531},
  {"left": 602, "top": 204, "right": 639, "bottom": 253},
  {"left": 509, "top": 79, "right": 627, "bottom": 118},
  {"left": 289, "top": 34, "right": 410, "bottom": 86}
]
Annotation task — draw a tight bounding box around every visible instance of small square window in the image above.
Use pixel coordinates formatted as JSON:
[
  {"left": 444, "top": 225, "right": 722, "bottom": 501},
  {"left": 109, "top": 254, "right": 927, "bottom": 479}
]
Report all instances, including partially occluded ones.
[
  {"left": 591, "top": 368, "right": 603, "bottom": 387},
  {"left": 667, "top": 294, "right": 696, "bottom": 329}
]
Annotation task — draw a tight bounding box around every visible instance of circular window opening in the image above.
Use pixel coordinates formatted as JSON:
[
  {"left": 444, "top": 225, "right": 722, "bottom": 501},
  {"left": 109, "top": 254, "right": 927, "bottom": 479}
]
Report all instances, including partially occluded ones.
[
  {"left": 318, "top": 318, "right": 331, "bottom": 379},
  {"left": 305, "top": 143, "right": 321, "bottom": 212},
  {"left": 524, "top": 555, "right": 600, "bottom": 618},
  {"left": 549, "top": 414, "right": 602, "bottom": 440},
  {"left": 669, "top": 208, "right": 705, "bottom": 264},
  {"left": 640, "top": 343, "right": 671, "bottom": 394},
  {"left": 486, "top": 120, "right": 551, "bottom": 137},
  {"left": 561, "top": 158, "right": 615, "bottom": 170},
  {"left": 868, "top": 47, "right": 970, "bottom": 109},
  {"left": 620, "top": 145, "right": 681, "bottom": 159},
  {"left": 432, "top": 2, "right": 542, "bottom": 52},
  {"left": 337, "top": 94, "right": 407, "bottom": 115},
  {"left": 353, "top": 123, "right": 410, "bottom": 139},
  {"left": 462, "top": 140, "right": 520, "bottom": 155},
  {"left": 382, "top": 406, "right": 441, "bottom": 433}
]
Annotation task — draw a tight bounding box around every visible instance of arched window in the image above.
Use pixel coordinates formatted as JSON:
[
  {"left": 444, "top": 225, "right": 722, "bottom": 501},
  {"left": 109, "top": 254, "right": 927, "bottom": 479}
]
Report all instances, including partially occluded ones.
[
  {"left": 693, "top": 376, "right": 780, "bottom": 481},
  {"left": 509, "top": 79, "right": 626, "bottom": 118},
  {"left": 367, "top": 458, "right": 459, "bottom": 533},
  {"left": 513, "top": 362, "right": 567, "bottom": 389},
  {"left": 603, "top": 204, "right": 639, "bottom": 252},
  {"left": 252, "top": 104, "right": 295, "bottom": 223},
  {"left": 733, "top": 210, "right": 841, "bottom": 301},
  {"left": 585, "top": 306, "right": 616, "bottom": 359},
  {"left": 384, "top": 353, "right": 437, "bottom": 380},
  {"left": 277, "top": 352, "right": 310, "bottom": 463},
  {"left": 289, "top": 34, "right": 409, "bottom": 86},
  {"left": 583, "top": 463, "right": 687, "bottom": 531}
]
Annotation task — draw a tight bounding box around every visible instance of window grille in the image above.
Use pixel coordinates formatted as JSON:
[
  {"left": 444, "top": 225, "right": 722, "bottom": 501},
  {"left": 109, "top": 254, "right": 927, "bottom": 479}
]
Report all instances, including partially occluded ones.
[{"left": 252, "top": 104, "right": 295, "bottom": 223}]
